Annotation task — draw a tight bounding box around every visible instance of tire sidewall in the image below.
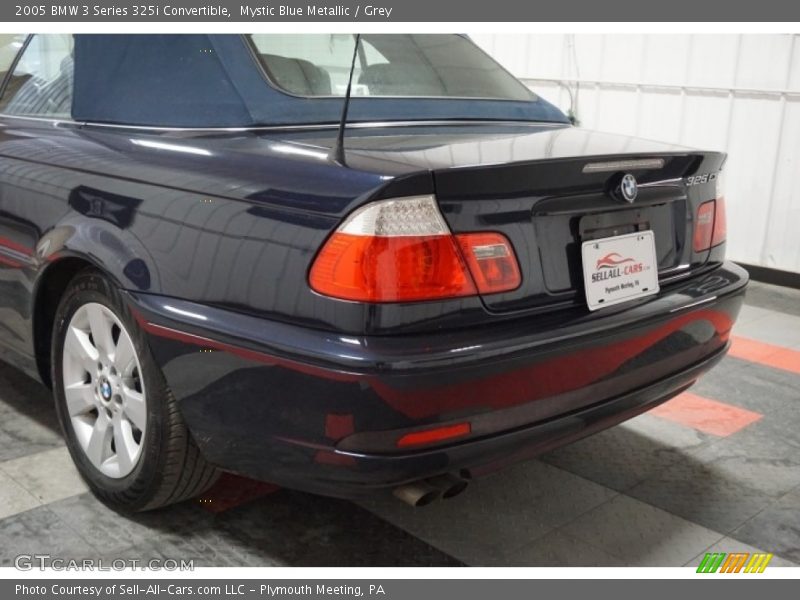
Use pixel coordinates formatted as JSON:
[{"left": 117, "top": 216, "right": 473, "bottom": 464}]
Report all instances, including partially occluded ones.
[{"left": 52, "top": 269, "right": 165, "bottom": 505}]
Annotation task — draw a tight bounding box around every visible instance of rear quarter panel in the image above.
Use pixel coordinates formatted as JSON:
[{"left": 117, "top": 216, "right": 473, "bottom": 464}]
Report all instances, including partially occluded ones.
[{"left": 0, "top": 119, "right": 431, "bottom": 377}]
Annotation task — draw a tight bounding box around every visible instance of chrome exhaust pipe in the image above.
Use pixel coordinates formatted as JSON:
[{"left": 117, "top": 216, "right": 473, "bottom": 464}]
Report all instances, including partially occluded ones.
[
  {"left": 426, "top": 473, "right": 469, "bottom": 499},
  {"left": 392, "top": 481, "right": 442, "bottom": 507}
]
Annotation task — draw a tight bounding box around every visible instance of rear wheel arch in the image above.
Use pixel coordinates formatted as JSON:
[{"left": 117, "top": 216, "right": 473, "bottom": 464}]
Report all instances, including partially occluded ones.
[{"left": 33, "top": 257, "right": 117, "bottom": 387}]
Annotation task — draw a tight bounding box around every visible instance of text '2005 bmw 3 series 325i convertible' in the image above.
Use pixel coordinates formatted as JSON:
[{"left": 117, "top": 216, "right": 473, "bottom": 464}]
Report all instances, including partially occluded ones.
[{"left": 0, "top": 34, "right": 746, "bottom": 510}]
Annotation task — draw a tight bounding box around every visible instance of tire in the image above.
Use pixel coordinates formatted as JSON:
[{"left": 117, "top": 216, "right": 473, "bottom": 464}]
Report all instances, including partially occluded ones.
[{"left": 52, "top": 267, "right": 219, "bottom": 511}]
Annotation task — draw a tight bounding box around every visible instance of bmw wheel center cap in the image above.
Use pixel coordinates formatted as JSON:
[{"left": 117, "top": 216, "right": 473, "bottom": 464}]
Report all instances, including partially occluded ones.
[{"left": 100, "top": 379, "right": 112, "bottom": 401}]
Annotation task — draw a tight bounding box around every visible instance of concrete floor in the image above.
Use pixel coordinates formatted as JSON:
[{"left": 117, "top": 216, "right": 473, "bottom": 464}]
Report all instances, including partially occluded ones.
[{"left": 0, "top": 280, "right": 798, "bottom": 567}]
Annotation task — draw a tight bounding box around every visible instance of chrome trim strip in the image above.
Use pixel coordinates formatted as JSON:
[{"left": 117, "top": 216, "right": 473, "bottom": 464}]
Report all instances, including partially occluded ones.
[
  {"left": 0, "top": 114, "right": 567, "bottom": 133},
  {"left": 659, "top": 263, "right": 692, "bottom": 276},
  {"left": 0, "top": 114, "right": 75, "bottom": 127},
  {"left": 669, "top": 296, "right": 717, "bottom": 312}
]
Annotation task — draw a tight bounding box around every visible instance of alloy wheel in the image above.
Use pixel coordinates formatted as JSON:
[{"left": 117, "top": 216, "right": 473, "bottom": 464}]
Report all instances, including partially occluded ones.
[{"left": 61, "top": 302, "right": 146, "bottom": 478}]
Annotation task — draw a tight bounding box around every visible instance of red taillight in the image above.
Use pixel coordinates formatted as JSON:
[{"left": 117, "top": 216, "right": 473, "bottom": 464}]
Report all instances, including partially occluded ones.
[
  {"left": 456, "top": 232, "right": 521, "bottom": 294},
  {"left": 693, "top": 170, "right": 726, "bottom": 252},
  {"left": 309, "top": 232, "right": 476, "bottom": 302},
  {"left": 309, "top": 196, "right": 521, "bottom": 303},
  {"left": 396, "top": 422, "right": 471, "bottom": 448},
  {"left": 712, "top": 197, "right": 726, "bottom": 247},
  {"left": 693, "top": 200, "right": 715, "bottom": 252},
  {"left": 693, "top": 198, "right": 727, "bottom": 252}
]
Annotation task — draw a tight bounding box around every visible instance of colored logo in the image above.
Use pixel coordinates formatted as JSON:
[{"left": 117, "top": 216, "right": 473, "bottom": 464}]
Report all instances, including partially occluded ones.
[
  {"left": 99, "top": 378, "right": 112, "bottom": 401},
  {"left": 696, "top": 552, "right": 773, "bottom": 573},
  {"left": 596, "top": 252, "right": 635, "bottom": 270},
  {"left": 619, "top": 173, "right": 638, "bottom": 202}
]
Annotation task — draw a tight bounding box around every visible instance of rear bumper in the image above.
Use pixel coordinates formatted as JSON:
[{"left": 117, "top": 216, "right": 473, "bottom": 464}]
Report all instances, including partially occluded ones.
[{"left": 126, "top": 261, "right": 747, "bottom": 497}]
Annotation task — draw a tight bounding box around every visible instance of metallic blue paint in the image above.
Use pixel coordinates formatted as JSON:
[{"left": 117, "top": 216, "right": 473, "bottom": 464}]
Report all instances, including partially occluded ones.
[
  {"left": 126, "top": 263, "right": 746, "bottom": 496},
  {"left": 0, "top": 39, "right": 745, "bottom": 495}
]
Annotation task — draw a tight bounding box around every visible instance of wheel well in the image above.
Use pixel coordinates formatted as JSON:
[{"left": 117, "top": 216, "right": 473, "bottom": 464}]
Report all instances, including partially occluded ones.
[{"left": 33, "top": 258, "right": 95, "bottom": 388}]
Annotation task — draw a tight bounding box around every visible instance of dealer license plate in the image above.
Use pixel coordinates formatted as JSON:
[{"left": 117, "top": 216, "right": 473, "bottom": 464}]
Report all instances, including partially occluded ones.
[{"left": 581, "top": 230, "right": 660, "bottom": 311}]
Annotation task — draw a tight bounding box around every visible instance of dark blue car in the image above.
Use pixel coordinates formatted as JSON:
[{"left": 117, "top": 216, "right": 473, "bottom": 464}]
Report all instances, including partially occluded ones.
[{"left": 0, "top": 34, "right": 746, "bottom": 510}]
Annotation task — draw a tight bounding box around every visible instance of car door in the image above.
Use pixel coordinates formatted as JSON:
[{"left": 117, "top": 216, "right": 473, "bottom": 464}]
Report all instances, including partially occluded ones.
[{"left": 0, "top": 34, "right": 74, "bottom": 372}]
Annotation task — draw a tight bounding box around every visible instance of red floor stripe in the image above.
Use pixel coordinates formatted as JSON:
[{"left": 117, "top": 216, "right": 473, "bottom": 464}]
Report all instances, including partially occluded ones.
[
  {"left": 650, "top": 391, "right": 762, "bottom": 437},
  {"left": 195, "top": 473, "right": 280, "bottom": 513},
  {"left": 729, "top": 336, "right": 800, "bottom": 375}
]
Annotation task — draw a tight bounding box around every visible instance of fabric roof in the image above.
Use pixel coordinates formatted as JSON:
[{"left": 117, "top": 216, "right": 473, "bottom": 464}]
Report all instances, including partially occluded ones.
[{"left": 72, "top": 34, "right": 568, "bottom": 127}]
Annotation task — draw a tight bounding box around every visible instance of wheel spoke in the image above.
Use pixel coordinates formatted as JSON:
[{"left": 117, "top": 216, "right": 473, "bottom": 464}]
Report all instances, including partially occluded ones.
[
  {"left": 85, "top": 412, "right": 111, "bottom": 466},
  {"left": 64, "top": 326, "right": 99, "bottom": 373},
  {"left": 113, "top": 416, "right": 136, "bottom": 475},
  {"left": 64, "top": 382, "right": 95, "bottom": 417},
  {"left": 64, "top": 302, "right": 147, "bottom": 479},
  {"left": 114, "top": 333, "right": 136, "bottom": 375},
  {"left": 121, "top": 385, "right": 146, "bottom": 431},
  {"left": 87, "top": 304, "right": 114, "bottom": 362}
]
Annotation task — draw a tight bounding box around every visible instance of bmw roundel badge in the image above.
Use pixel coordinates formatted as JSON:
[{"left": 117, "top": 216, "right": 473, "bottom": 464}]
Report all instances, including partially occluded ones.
[{"left": 619, "top": 173, "right": 638, "bottom": 203}]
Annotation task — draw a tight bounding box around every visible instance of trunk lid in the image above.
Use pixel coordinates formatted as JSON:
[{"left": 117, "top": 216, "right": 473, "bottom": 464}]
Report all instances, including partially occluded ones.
[
  {"left": 433, "top": 148, "right": 725, "bottom": 312},
  {"left": 278, "top": 123, "right": 725, "bottom": 314}
]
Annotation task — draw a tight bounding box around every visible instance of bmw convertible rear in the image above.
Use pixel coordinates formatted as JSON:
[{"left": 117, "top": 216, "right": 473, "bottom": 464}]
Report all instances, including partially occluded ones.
[
  {"left": 134, "top": 131, "right": 745, "bottom": 505},
  {"left": 113, "top": 34, "right": 746, "bottom": 504}
]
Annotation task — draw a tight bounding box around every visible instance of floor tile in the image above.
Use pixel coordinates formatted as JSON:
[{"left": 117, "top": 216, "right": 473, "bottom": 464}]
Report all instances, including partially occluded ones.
[
  {"left": 690, "top": 426, "right": 800, "bottom": 496},
  {"left": 154, "top": 528, "right": 283, "bottom": 568},
  {"left": 0, "top": 412, "right": 64, "bottom": 462},
  {"left": 732, "top": 489, "right": 800, "bottom": 564},
  {"left": 0, "top": 516, "right": 38, "bottom": 568},
  {"left": 541, "top": 413, "right": 714, "bottom": 492},
  {"left": 691, "top": 356, "right": 799, "bottom": 415},
  {"left": 751, "top": 409, "right": 800, "bottom": 451},
  {"left": 560, "top": 495, "right": 723, "bottom": 566},
  {"left": 740, "top": 281, "right": 800, "bottom": 319},
  {"left": 220, "top": 490, "right": 463, "bottom": 567},
  {"left": 47, "top": 493, "right": 216, "bottom": 554},
  {"left": 0, "top": 506, "right": 96, "bottom": 568},
  {"left": 97, "top": 543, "right": 169, "bottom": 566},
  {"left": 626, "top": 440, "right": 786, "bottom": 533},
  {"left": 735, "top": 304, "right": 774, "bottom": 325},
  {"left": 361, "top": 460, "right": 617, "bottom": 565},
  {"left": 488, "top": 529, "right": 628, "bottom": 567},
  {"left": 0, "top": 447, "right": 88, "bottom": 504},
  {"left": 733, "top": 314, "right": 800, "bottom": 350},
  {"left": 729, "top": 336, "right": 800, "bottom": 376},
  {"left": 649, "top": 392, "right": 762, "bottom": 437},
  {"left": 0, "top": 470, "right": 40, "bottom": 519}
]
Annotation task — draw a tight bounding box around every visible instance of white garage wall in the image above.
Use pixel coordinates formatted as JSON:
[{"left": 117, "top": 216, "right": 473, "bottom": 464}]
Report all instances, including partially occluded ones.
[{"left": 473, "top": 34, "right": 800, "bottom": 274}]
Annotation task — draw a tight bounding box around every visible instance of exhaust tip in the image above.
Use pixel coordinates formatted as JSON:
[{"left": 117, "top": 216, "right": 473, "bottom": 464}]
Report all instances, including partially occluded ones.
[
  {"left": 393, "top": 482, "right": 442, "bottom": 507},
  {"left": 441, "top": 479, "right": 468, "bottom": 499},
  {"left": 414, "top": 489, "right": 442, "bottom": 507},
  {"left": 426, "top": 473, "right": 469, "bottom": 500},
  {"left": 392, "top": 473, "right": 470, "bottom": 506}
]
